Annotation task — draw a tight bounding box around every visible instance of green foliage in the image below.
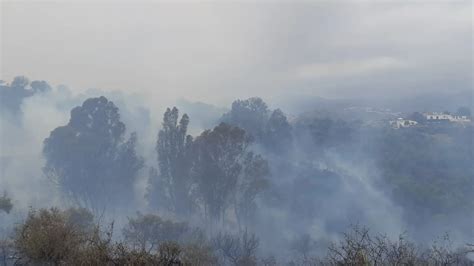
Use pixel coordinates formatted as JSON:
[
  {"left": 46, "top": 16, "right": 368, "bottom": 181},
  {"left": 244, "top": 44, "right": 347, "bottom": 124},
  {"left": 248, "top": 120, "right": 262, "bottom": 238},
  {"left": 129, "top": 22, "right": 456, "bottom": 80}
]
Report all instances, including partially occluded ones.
[
  {"left": 14, "top": 208, "right": 86, "bottom": 264},
  {"left": 364, "top": 124, "right": 474, "bottom": 233},
  {"left": 10, "top": 208, "right": 472, "bottom": 265},
  {"left": 13, "top": 208, "right": 217, "bottom": 265}
]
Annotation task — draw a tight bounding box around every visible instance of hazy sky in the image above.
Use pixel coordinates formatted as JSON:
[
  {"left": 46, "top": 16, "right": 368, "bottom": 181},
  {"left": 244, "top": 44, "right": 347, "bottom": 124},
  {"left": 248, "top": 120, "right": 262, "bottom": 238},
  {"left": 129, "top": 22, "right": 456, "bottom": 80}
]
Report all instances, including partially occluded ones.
[{"left": 1, "top": 0, "right": 472, "bottom": 105}]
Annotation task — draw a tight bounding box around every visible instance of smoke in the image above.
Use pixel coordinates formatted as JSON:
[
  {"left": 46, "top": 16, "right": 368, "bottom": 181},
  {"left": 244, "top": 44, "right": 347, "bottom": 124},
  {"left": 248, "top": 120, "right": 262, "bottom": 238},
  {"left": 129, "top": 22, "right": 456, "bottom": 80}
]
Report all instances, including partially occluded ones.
[
  {"left": 250, "top": 129, "right": 406, "bottom": 259},
  {"left": 0, "top": 0, "right": 472, "bottom": 261},
  {"left": 1, "top": 1, "right": 471, "bottom": 104},
  {"left": 0, "top": 78, "right": 472, "bottom": 263}
]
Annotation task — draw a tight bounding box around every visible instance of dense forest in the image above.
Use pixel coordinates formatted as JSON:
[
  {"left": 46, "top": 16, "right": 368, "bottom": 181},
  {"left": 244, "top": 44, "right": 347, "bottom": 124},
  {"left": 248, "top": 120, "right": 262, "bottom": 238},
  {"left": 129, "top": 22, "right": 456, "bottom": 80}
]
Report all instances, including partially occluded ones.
[{"left": 0, "top": 76, "right": 473, "bottom": 265}]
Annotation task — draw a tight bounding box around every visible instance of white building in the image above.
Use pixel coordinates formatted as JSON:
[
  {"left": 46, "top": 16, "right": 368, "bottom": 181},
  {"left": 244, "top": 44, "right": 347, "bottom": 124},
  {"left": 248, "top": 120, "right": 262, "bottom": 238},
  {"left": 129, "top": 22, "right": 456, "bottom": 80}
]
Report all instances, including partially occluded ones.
[
  {"left": 424, "top": 112, "right": 471, "bottom": 123},
  {"left": 390, "top": 118, "right": 418, "bottom": 129}
]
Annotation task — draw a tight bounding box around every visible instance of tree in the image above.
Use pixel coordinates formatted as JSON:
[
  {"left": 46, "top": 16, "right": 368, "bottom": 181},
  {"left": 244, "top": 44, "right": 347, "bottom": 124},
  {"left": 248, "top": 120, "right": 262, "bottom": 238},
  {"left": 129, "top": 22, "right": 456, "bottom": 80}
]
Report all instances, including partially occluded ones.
[
  {"left": 14, "top": 208, "right": 88, "bottom": 265},
  {"left": 0, "top": 76, "right": 51, "bottom": 115},
  {"left": 324, "top": 224, "right": 472, "bottom": 265},
  {"left": 212, "top": 230, "right": 259, "bottom": 266},
  {"left": 122, "top": 212, "right": 188, "bottom": 252},
  {"left": 235, "top": 152, "right": 269, "bottom": 230},
  {"left": 373, "top": 126, "right": 474, "bottom": 230},
  {"left": 0, "top": 76, "right": 32, "bottom": 115},
  {"left": 148, "top": 107, "right": 194, "bottom": 217},
  {"left": 193, "top": 123, "right": 249, "bottom": 227},
  {"left": 181, "top": 242, "right": 217, "bottom": 266},
  {"left": 264, "top": 109, "right": 293, "bottom": 153},
  {"left": 0, "top": 238, "right": 14, "bottom": 266},
  {"left": 193, "top": 123, "right": 269, "bottom": 229},
  {"left": 43, "top": 96, "right": 144, "bottom": 212},
  {"left": 30, "top": 80, "right": 52, "bottom": 93},
  {"left": 13, "top": 207, "right": 222, "bottom": 265},
  {"left": 290, "top": 234, "right": 315, "bottom": 261},
  {"left": 0, "top": 193, "right": 12, "bottom": 214},
  {"left": 221, "top": 98, "right": 294, "bottom": 153},
  {"left": 157, "top": 241, "right": 183, "bottom": 265},
  {"left": 63, "top": 207, "right": 95, "bottom": 233},
  {"left": 220, "top": 97, "right": 270, "bottom": 142},
  {"left": 10, "top": 76, "right": 29, "bottom": 89}
]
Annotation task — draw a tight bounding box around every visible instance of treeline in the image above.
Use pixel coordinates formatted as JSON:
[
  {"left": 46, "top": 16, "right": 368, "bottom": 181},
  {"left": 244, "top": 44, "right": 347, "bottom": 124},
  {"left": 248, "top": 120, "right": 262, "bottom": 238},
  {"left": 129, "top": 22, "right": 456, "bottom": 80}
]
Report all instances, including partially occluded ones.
[
  {"left": 1, "top": 207, "right": 473, "bottom": 265},
  {"left": 1, "top": 76, "right": 473, "bottom": 264},
  {"left": 0, "top": 76, "right": 51, "bottom": 115},
  {"left": 40, "top": 97, "right": 272, "bottom": 232}
]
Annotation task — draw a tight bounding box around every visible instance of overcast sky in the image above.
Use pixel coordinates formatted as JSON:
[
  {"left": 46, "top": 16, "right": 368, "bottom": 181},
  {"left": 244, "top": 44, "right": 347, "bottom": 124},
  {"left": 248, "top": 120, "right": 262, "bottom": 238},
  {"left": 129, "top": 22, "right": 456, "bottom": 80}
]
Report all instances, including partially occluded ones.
[{"left": 1, "top": 0, "right": 472, "bottom": 105}]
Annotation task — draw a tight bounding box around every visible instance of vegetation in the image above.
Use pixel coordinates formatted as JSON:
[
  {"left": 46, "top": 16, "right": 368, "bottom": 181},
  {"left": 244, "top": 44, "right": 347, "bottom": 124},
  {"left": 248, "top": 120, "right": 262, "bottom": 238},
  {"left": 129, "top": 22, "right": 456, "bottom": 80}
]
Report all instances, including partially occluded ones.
[
  {"left": 0, "top": 194, "right": 12, "bottom": 214},
  {"left": 148, "top": 107, "right": 194, "bottom": 217},
  {"left": 9, "top": 208, "right": 217, "bottom": 265},
  {"left": 0, "top": 76, "right": 51, "bottom": 115},
  {"left": 43, "top": 96, "right": 144, "bottom": 212},
  {"left": 5, "top": 210, "right": 472, "bottom": 265},
  {"left": 1, "top": 77, "right": 473, "bottom": 264},
  {"left": 372, "top": 125, "right": 473, "bottom": 231}
]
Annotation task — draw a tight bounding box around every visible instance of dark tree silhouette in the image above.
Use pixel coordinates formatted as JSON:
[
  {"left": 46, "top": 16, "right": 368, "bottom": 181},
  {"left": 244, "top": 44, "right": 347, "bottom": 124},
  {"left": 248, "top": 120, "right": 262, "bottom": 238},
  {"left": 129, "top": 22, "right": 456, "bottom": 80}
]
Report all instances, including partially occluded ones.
[
  {"left": 221, "top": 98, "right": 293, "bottom": 153},
  {"left": 264, "top": 108, "right": 293, "bottom": 153},
  {"left": 43, "top": 96, "right": 144, "bottom": 212},
  {"left": 30, "top": 80, "right": 52, "bottom": 94},
  {"left": 220, "top": 97, "right": 270, "bottom": 142},
  {"left": 193, "top": 123, "right": 249, "bottom": 226},
  {"left": 193, "top": 123, "right": 269, "bottom": 229},
  {"left": 212, "top": 230, "right": 259, "bottom": 266},
  {"left": 148, "top": 107, "right": 194, "bottom": 217},
  {"left": 0, "top": 76, "right": 51, "bottom": 115},
  {"left": 235, "top": 152, "right": 269, "bottom": 230},
  {"left": 0, "top": 193, "right": 13, "bottom": 214}
]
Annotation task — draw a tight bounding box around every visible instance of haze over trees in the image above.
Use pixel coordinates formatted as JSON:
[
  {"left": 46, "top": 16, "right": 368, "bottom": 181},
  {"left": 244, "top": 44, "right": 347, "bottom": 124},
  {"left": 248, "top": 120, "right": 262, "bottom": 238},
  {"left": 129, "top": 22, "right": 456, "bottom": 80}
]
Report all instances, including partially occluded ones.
[
  {"left": 9, "top": 208, "right": 473, "bottom": 265},
  {"left": 0, "top": 75, "right": 473, "bottom": 264},
  {"left": 1, "top": 0, "right": 472, "bottom": 262},
  {"left": 149, "top": 107, "right": 270, "bottom": 231},
  {"left": 0, "top": 76, "right": 51, "bottom": 116},
  {"left": 221, "top": 97, "right": 292, "bottom": 154},
  {"left": 43, "top": 96, "right": 144, "bottom": 212},
  {"left": 193, "top": 123, "right": 269, "bottom": 230}
]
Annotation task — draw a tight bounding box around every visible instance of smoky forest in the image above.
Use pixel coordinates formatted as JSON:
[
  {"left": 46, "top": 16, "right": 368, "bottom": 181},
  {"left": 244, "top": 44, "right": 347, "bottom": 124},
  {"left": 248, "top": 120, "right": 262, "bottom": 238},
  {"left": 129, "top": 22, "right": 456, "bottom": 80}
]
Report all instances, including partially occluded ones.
[{"left": 1, "top": 1, "right": 473, "bottom": 265}]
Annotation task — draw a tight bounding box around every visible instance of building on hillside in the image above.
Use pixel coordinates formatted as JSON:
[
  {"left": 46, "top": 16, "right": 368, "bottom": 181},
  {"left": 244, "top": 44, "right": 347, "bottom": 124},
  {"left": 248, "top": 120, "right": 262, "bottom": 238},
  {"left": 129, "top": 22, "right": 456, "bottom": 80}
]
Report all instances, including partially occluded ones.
[
  {"left": 390, "top": 118, "right": 418, "bottom": 129},
  {"left": 423, "top": 112, "right": 471, "bottom": 123}
]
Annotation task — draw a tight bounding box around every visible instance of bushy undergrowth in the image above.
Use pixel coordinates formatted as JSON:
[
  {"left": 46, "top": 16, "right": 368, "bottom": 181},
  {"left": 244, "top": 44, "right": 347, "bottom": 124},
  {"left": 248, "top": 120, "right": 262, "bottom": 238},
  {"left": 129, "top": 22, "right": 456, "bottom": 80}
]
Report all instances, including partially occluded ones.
[{"left": 1, "top": 208, "right": 472, "bottom": 265}]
